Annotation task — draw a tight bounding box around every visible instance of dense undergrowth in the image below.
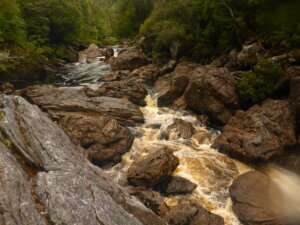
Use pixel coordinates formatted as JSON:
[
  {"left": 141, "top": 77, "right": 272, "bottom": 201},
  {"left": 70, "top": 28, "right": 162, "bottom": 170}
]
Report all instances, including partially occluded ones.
[{"left": 0, "top": 0, "right": 299, "bottom": 104}]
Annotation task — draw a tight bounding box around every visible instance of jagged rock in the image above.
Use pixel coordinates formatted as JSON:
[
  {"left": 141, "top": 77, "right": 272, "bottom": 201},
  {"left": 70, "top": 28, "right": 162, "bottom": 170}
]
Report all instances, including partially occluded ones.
[
  {"left": 213, "top": 99, "right": 297, "bottom": 161},
  {"left": 193, "top": 131, "right": 213, "bottom": 145},
  {"left": 0, "top": 95, "right": 165, "bottom": 225},
  {"left": 184, "top": 66, "right": 239, "bottom": 124},
  {"left": 98, "top": 70, "right": 131, "bottom": 82},
  {"left": 127, "top": 147, "right": 179, "bottom": 187},
  {"left": 84, "top": 80, "right": 147, "bottom": 106},
  {"left": 236, "top": 43, "right": 264, "bottom": 69},
  {"left": 58, "top": 114, "right": 134, "bottom": 166},
  {"left": 230, "top": 171, "right": 284, "bottom": 225},
  {"left": 128, "top": 64, "right": 160, "bottom": 86},
  {"left": 111, "top": 49, "right": 148, "bottom": 71},
  {"left": 21, "top": 85, "right": 144, "bottom": 126},
  {"left": 128, "top": 187, "right": 169, "bottom": 217},
  {"left": 19, "top": 85, "right": 143, "bottom": 166},
  {"left": 0, "top": 83, "right": 14, "bottom": 94},
  {"left": 160, "top": 176, "right": 197, "bottom": 195},
  {"left": 163, "top": 199, "right": 224, "bottom": 225},
  {"left": 155, "top": 62, "right": 199, "bottom": 107},
  {"left": 274, "top": 66, "right": 300, "bottom": 95},
  {"left": 160, "top": 118, "right": 195, "bottom": 140},
  {"left": 172, "top": 96, "right": 187, "bottom": 110}
]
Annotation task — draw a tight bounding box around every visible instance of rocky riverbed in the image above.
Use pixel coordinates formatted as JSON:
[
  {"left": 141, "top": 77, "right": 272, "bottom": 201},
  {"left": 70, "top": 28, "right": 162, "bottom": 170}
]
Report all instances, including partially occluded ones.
[{"left": 0, "top": 43, "right": 299, "bottom": 225}]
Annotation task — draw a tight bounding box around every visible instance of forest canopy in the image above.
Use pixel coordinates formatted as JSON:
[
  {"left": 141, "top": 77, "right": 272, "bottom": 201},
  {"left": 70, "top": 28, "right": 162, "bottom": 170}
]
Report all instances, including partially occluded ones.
[{"left": 0, "top": 0, "right": 299, "bottom": 62}]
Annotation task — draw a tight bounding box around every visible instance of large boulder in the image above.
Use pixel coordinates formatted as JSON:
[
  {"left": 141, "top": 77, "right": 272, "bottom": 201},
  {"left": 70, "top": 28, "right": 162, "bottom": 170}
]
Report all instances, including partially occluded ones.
[
  {"left": 159, "top": 118, "right": 195, "bottom": 140},
  {"left": 127, "top": 147, "right": 179, "bottom": 187},
  {"left": 230, "top": 171, "right": 284, "bottom": 225},
  {"left": 58, "top": 114, "right": 134, "bottom": 166},
  {"left": 163, "top": 199, "right": 224, "bottom": 225},
  {"left": 213, "top": 99, "right": 297, "bottom": 162},
  {"left": 20, "top": 85, "right": 143, "bottom": 166},
  {"left": 128, "top": 187, "right": 169, "bottom": 217},
  {"left": 111, "top": 49, "right": 148, "bottom": 71},
  {"left": 79, "top": 43, "right": 104, "bottom": 63},
  {"left": 21, "top": 85, "right": 144, "bottom": 125},
  {"left": 0, "top": 95, "right": 166, "bottom": 225},
  {"left": 85, "top": 80, "right": 147, "bottom": 106},
  {"left": 154, "top": 62, "right": 199, "bottom": 107},
  {"left": 184, "top": 66, "right": 239, "bottom": 124},
  {"left": 128, "top": 64, "right": 160, "bottom": 86},
  {"left": 159, "top": 176, "right": 197, "bottom": 195}
]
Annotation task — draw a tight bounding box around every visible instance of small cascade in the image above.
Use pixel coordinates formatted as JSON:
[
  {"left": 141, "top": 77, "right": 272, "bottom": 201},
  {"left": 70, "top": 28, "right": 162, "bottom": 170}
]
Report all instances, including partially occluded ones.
[
  {"left": 108, "top": 94, "right": 253, "bottom": 225},
  {"left": 265, "top": 165, "right": 300, "bottom": 223}
]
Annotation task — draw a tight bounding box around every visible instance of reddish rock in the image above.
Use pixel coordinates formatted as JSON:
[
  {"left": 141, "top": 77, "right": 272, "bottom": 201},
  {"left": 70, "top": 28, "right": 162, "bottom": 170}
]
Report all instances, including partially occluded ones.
[
  {"left": 111, "top": 49, "right": 148, "bottom": 71},
  {"left": 213, "top": 99, "right": 296, "bottom": 161},
  {"left": 154, "top": 62, "right": 198, "bottom": 107},
  {"left": 184, "top": 66, "right": 239, "bottom": 124},
  {"left": 230, "top": 171, "right": 284, "bottom": 225},
  {"left": 127, "top": 147, "right": 179, "bottom": 187}
]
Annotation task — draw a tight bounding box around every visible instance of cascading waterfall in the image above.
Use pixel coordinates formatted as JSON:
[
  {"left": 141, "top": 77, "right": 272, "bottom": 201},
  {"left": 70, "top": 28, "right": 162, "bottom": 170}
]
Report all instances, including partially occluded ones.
[{"left": 107, "top": 94, "right": 253, "bottom": 225}]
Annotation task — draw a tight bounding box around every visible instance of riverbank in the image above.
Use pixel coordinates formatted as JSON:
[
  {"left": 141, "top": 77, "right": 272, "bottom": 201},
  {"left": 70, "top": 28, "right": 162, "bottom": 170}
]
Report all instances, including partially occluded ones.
[{"left": 0, "top": 43, "right": 299, "bottom": 225}]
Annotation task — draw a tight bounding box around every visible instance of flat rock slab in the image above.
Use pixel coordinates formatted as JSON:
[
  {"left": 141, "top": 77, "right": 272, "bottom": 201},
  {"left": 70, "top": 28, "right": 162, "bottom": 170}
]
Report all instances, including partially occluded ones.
[
  {"left": 0, "top": 95, "right": 165, "bottom": 225},
  {"left": 21, "top": 85, "right": 144, "bottom": 125}
]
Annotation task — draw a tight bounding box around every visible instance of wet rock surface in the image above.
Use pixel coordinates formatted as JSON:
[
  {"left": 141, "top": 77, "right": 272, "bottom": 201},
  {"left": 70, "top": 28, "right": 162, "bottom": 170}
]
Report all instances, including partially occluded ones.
[
  {"left": 160, "top": 118, "right": 195, "bottom": 140},
  {"left": 127, "top": 147, "right": 179, "bottom": 187},
  {"left": 128, "top": 187, "right": 169, "bottom": 217},
  {"left": 21, "top": 84, "right": 144, "bottom": 125},
  {"left": 184, "top": 66, "right": 239, "bottom": 124},
  {"left": 155, "top": 62, "right": 198, "bottom": 107},
  {"left": 230, "top": 171, "right": 284, "bottom": 225},
  {"left": 111, "top": 49, "right": 148, "bottom": 71},
  {"left": 213, "top": 99, "right": 297, "bottom": 161},
  {"left": 163, "top": 199, "right": 224, "bottom": 225},
  {"left": 128, "top": 64, "right": 160, "bottom": 86},
  {"left": 19, "top": 84, "right": 143, "bottom": 166},
  {"left": 85, "top": 80, "right": 147, "bottom": 106},
  {"left": 0, "top": 95, "right": 165, "bottom": 225},
  {"left": 160, "top": 176, "right": 197, "bottom": 195},
  {"left": 58, "top": 114, "right": 134, "bottom": 166}
]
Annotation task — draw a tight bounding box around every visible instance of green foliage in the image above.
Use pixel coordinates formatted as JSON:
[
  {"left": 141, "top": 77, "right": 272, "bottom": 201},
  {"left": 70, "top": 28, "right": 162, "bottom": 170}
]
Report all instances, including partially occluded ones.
[
  {"left": 0, "top": 112, "right": 4, "bottom": 120},
  {"left": 237, "top": 60, "right": 283, "bottom": 106},
  {"left": 140, "top": 0, "right": 300, "bottom": 61},
  {"left": 112, "top": 0, "right": 152, "bottom": 38},
  {"left": 0, "top": 0, "right": 26, "bottom": 46}
]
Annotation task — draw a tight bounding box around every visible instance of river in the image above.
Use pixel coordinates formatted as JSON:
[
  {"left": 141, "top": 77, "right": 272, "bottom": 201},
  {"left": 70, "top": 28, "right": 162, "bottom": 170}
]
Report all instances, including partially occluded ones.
[{"left": 27, "top": 47, "right": 300, "bottom": 225}]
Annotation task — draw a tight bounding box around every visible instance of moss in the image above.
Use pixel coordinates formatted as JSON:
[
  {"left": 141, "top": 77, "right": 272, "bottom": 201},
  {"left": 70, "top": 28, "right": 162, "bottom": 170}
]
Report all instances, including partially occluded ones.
[
  {"left": 4, "top": 139, "right": 13, "bottom": 150},
  {"left": 237, "top": 59, "right": 283, "bottom": 107},
  {"left": 0, "top": 112, "right": 4, "bottom": 120}
]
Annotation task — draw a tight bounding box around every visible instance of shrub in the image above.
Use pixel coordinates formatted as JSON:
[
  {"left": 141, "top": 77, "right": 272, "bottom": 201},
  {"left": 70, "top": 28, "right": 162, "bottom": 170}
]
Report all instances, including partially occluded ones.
[{"left": 237, "top": 59, "right": 283, "bottom": 106}]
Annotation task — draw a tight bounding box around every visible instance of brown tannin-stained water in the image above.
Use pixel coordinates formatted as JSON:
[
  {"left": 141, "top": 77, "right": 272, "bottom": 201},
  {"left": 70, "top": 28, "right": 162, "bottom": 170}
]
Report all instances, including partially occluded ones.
[{"left": 108, "top": 94, "right": 253, "bottom": 225}]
